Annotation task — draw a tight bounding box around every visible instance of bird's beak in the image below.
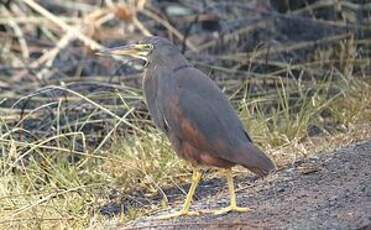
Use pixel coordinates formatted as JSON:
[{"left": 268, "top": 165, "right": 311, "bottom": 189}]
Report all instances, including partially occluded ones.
[{"left": 96, "top": 44, "right": 152, "bottom": 62}]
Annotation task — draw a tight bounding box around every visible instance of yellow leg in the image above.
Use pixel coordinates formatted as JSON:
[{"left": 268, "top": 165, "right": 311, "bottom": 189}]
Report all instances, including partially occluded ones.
[
  {"left": 213, "top": 169, "right": 251, "bottom": 215},
  {"left": 156, "top": 168, "right": 202, "bottom": 219}
]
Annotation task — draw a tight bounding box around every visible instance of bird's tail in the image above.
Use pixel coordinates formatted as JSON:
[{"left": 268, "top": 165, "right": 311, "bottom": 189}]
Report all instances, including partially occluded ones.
[{"left": 237, "top": 143, "right": 276, "bottom": 177}]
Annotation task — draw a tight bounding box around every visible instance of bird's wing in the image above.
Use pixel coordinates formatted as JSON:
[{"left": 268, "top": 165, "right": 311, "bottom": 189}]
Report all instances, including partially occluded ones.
[
  {"left": 161, "top": 67, "right": 251, "bottom": 160},
  {"left": 158, "top": 67, "right": 275, "bottom": 176}
]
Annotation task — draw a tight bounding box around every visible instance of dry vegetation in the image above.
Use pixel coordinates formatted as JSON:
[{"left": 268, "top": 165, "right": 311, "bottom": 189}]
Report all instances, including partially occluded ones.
[{"left": 0, "top": 0, "right": 370, "bottom": 229}]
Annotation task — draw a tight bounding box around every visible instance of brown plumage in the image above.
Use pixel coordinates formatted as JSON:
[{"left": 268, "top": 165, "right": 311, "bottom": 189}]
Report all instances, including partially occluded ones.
[{"left": 97, "top": 36, "right": 276, "bottom": 218}]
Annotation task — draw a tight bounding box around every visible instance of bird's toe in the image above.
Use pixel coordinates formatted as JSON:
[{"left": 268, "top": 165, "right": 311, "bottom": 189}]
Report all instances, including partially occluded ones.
[
  {"left": 212, "top": 205, "right": 251, "bottom": 215},
  {"left": 155, "top": 210, "right": 200, "bottom": 220}
]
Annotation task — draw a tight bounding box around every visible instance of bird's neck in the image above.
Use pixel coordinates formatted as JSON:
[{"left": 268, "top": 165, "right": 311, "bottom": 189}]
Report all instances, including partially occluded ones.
[{"left": 150, "top": 48, "right": 189, "bottom": 68}]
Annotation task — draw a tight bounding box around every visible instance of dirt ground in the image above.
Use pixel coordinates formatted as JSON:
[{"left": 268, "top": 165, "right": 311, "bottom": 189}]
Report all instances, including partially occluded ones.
[{"left": 116, "top": 141, "right": 371, "bottom": 230}]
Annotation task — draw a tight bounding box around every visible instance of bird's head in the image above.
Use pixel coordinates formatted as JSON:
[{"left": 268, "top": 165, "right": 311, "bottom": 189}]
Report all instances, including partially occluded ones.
[{"left": 96, "top": 36, "right": 178, "bottom": 65}]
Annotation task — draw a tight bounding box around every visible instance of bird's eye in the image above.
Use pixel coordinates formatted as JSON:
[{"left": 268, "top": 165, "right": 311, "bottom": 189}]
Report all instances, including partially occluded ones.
[{"left": 143, "top": 44, "right": 153, "bottom": 50}]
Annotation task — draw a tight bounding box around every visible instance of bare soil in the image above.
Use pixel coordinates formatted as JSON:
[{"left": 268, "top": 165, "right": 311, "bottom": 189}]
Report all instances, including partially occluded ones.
[{"left": 119, "top": 141, "right": 371, "bottom": 230}]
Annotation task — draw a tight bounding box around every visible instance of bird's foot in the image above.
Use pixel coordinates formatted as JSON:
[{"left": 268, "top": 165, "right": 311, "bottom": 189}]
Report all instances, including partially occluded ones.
[
  {"left": 212, "top": 205, "right": 251, "bottom": 215},
  {"left": 155, "top": 210, "right": 200, "bottom": 220}
]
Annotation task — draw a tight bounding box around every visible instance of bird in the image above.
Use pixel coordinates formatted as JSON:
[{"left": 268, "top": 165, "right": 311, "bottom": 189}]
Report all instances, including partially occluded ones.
[{"left": 97, "top": 36, "right": 276, "bottom": 219}]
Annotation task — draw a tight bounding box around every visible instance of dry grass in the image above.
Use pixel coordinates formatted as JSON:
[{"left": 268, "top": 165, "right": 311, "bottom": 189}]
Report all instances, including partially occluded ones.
[
  {"left": 0, "top": 0, "right": 371, "bottom": 229},
  {"left": 1, "top": 77, "right": 370, "bottom": 229}
]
